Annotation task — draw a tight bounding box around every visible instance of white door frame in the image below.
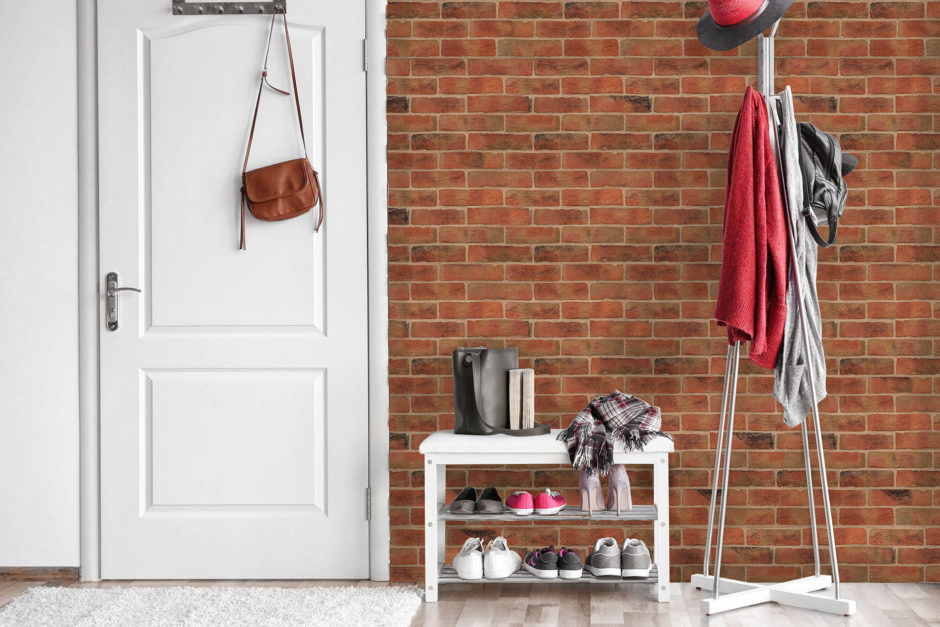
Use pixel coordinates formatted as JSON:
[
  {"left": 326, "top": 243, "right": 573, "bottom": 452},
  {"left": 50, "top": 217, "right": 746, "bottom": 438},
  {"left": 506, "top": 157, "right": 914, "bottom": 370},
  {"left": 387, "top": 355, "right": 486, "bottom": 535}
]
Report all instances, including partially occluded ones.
[{"left": 76, "top": 0, "right": 389, "bottom": 582}]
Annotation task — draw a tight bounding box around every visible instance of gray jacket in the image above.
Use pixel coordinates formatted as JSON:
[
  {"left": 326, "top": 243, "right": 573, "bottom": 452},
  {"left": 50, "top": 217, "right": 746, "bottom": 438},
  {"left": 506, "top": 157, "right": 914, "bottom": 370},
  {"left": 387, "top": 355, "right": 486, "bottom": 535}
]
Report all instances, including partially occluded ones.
[{"left": 772, "top": 86, "right": 827, "bottom": 427}]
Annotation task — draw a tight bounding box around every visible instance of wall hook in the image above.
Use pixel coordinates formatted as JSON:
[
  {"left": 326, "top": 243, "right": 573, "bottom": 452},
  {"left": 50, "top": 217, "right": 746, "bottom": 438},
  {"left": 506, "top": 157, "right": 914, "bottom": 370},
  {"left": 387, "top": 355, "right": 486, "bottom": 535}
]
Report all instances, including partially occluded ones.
[{"left": 172, "top": 0, "right": 286, "bottom": 15}]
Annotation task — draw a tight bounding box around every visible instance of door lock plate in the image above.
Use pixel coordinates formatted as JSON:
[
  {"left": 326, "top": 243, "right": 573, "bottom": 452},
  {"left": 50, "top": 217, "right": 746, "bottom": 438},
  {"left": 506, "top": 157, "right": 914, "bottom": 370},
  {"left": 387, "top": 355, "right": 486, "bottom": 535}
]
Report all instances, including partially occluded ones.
[{"left": 105, "top": 272, "right": 141, "bottom": 331}]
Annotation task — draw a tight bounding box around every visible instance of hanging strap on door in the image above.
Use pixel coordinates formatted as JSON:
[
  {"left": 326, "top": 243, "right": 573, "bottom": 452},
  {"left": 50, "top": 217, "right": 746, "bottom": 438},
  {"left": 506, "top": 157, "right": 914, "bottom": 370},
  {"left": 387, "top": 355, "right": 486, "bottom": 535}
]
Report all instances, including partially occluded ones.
[
  {"left": 243, "top": 8, "right": 308, "bottom": 173},
  {"left": 240, "top": 9, "right": 324, "bottom": 249}
]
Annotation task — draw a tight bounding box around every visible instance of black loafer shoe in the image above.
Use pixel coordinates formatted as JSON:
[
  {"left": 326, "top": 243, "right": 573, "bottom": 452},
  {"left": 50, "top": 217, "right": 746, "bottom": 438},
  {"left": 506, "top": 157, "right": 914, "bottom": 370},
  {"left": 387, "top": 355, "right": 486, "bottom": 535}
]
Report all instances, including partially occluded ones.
[
  {"left": 475, "top": 487, "right": 504, "bottom": 514},
  {"left": 450, "top": 487, "right": 477, "bottom": 515}
]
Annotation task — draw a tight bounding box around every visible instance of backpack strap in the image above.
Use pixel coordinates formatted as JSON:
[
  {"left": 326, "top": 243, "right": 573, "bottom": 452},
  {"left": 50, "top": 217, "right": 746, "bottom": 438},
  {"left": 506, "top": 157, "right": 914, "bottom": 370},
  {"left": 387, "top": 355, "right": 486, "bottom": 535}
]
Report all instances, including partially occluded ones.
[{"left": 802, "top": 206, "right": 838, "bottom": 247}]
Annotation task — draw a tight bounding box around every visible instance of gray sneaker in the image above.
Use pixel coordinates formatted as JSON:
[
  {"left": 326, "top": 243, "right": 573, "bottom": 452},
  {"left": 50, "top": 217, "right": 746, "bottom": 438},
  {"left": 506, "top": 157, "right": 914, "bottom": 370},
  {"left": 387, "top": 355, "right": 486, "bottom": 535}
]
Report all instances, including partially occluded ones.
[
  {"left": 584, "top": 537, "right": 621, "bottom": 577},
  {"left": 621, "top": 538, "right": 652, "bottom": 578}
]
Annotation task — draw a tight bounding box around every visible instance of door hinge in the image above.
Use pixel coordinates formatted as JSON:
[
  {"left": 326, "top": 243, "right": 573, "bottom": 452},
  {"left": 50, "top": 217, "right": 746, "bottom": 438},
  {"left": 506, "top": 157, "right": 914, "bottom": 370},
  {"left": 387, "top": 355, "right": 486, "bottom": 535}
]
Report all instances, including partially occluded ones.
[
  {"left": 362, "top": 38, "right": 368, "bottom": 72},
  {"left": 366, "top": 487, "right": 372, "bottom": 521}
]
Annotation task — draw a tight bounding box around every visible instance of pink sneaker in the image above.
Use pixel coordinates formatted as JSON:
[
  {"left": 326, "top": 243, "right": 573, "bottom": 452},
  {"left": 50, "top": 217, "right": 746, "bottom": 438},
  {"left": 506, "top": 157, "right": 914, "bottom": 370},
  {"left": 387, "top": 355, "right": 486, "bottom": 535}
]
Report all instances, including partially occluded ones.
[
  {"left": 505, "top": 491, "right": 534, "bottom": 516},
  {"left": 534, "top": 489, "right": 567, "bottom": 515}
]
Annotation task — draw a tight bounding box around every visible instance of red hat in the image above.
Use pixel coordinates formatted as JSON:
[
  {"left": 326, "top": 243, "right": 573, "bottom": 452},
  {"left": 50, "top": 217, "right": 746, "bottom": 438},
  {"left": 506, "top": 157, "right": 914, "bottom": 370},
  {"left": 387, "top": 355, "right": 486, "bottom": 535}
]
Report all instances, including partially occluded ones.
[{"left": 697, "top": 0, "right": 795, "bottom": 51}]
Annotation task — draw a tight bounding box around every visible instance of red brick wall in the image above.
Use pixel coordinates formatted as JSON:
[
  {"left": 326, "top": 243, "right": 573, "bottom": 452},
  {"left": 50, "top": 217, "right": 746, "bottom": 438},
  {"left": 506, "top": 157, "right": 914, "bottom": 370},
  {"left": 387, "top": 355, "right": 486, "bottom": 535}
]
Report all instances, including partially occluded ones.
[{"left": 386, "top": 1, "right": 939, "bottom": 583}]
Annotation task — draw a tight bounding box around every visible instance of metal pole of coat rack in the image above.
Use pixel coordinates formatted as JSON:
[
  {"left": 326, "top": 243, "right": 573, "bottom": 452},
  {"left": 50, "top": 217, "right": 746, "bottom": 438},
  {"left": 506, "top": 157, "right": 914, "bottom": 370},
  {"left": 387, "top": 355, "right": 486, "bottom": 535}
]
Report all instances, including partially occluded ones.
[{"left": 690, "top": 20, "right": 856, "bottom": 617}]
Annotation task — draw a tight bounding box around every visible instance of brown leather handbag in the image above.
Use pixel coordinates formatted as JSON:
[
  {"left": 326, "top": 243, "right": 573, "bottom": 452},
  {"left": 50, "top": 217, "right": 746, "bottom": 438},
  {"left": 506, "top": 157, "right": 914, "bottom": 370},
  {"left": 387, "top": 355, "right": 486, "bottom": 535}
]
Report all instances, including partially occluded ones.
[{"left": 240, "top": 9, "right": 323, "bottom": 250}]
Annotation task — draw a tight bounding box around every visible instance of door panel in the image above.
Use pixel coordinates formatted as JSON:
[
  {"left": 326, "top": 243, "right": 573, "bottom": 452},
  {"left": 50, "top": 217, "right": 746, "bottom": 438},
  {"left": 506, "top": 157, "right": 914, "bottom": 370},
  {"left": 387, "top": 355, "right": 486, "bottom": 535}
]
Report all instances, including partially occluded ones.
[
  {"left": 98, "top": 0, "right": 368, "bottom": 579},
  {"left": 147, "top": 23, "right": 326, "bottom": 328},
  {"left": 147, "top": 369, "right": 325, "bottom": 509}
]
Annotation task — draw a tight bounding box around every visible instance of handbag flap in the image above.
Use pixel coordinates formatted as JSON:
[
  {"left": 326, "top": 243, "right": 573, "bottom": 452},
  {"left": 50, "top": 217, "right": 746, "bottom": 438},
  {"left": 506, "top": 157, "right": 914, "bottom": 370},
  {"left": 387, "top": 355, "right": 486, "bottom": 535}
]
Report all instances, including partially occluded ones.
[{"left": 243, "top": 158, "right": 310, "bottom": 203}]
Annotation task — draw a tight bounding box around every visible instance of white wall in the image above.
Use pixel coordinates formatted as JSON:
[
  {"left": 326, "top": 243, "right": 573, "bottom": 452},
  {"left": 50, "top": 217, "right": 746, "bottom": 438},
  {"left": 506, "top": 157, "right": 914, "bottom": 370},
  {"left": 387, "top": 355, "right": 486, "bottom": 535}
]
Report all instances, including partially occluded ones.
[{"left": 0, "top": 0, "right": 80, "bottom": 567}]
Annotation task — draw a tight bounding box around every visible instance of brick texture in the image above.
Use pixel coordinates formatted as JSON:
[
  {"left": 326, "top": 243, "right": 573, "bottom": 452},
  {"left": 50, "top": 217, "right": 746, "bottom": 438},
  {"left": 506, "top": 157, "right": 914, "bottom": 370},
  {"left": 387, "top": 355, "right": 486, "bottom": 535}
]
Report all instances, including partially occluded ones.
[{"left": 386, "top": 1, "right": 939, "bottom": 583}]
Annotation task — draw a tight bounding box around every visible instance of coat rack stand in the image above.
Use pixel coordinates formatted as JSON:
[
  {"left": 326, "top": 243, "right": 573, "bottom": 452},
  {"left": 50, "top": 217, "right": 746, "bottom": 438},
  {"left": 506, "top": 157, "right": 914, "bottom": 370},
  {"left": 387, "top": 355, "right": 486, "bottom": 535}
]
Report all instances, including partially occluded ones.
[{"left": 689, "top": 21, "right": 856, "bottom": 617}]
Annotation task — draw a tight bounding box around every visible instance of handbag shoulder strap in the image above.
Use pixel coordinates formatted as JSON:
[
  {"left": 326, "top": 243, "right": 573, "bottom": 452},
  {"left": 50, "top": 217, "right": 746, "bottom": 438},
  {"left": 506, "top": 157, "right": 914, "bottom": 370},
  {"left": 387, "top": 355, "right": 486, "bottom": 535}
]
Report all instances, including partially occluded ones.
[
  {"left": 468, "top": 352, "right": 549, "bottom": 437},
  {"left": 242, "top": 9, "right": 308, "bottom": 176}
]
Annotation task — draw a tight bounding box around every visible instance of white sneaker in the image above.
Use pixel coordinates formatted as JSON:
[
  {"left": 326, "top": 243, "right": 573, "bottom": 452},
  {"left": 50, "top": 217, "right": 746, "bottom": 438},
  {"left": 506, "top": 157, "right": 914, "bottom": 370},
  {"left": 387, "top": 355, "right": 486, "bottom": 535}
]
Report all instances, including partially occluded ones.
[
  {"left": 453, "top": 537, "right": 484, "bottom": 580},
  {"left": 484, "top": 536, "right": 522, "bottom": 579}
]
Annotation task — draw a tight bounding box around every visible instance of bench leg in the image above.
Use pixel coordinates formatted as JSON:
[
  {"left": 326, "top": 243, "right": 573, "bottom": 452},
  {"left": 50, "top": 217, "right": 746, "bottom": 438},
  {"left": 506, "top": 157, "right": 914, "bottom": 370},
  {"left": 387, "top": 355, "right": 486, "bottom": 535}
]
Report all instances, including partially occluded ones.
[
  {"left": 423, "top": 457, "right": 439, "bottom": 602},
  {"left": 654, "top": 454, "right": 670, "bottom": 602},
  {"left": 437, "top": 463, "right": 446, "bottom": 569}
]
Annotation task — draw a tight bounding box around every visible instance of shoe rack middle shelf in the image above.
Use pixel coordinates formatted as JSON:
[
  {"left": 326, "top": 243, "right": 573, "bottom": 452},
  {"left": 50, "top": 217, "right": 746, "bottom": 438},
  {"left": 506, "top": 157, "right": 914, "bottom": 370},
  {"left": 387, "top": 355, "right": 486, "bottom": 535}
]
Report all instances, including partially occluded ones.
[{"left": 437, "top": 504, "right": 657, "bottom": 522}]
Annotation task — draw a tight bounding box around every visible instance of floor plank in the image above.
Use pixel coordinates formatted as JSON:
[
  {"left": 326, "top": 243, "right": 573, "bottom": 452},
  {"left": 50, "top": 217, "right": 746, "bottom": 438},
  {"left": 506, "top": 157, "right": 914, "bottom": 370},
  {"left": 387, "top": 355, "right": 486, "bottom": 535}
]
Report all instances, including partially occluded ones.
[{"left": 0, "top": 582, "right": 40, "bottom": 608}]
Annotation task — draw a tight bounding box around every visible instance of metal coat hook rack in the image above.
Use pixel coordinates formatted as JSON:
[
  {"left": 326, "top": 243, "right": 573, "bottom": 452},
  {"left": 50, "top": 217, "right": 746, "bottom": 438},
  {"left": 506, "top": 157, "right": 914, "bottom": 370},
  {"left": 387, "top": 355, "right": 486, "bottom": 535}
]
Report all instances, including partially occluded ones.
[
  {"left": 689, "top": 20, "right": 856, "bottom": 617},
  {"left": 172, "top": 0, "right": 285, "bottom": 15}
]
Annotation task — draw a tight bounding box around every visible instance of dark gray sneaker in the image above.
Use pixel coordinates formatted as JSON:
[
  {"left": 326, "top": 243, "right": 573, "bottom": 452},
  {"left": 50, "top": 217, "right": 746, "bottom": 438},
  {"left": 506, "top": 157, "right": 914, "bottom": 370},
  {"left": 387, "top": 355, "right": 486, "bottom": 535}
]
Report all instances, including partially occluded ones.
[
  {"left": 557, "top": 547, "right": 583, "bottom": 579},
  {"left": 475, "top": 487, "right": 504, "bottom": 514},
  {"left": 621, "top": 538, "right": 652, "bottom": 578},
  {"left": 585, "top": 537, "right": 621, "bottom": 577},
  {"left": 450, "top": 487, "right": 477, "bottom": 515},
  {"left": 523, "top": 546, "right": 558, "bottom": 579}
]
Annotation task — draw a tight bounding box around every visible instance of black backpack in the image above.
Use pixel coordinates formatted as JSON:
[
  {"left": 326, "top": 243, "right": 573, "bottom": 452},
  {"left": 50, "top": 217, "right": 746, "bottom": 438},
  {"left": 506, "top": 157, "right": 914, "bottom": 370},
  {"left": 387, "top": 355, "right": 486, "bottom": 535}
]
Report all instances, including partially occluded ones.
[{"left": 797, "top": 122, "right": 858, "bottom": 247}]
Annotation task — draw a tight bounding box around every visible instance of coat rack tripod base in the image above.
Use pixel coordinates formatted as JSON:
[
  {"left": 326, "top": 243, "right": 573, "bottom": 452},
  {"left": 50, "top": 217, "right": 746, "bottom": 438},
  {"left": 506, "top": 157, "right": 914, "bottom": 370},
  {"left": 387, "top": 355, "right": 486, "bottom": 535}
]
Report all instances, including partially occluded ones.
[
  {"left": 691, "top": 574, "right": 854, "bottom": 616},
  {"left": 689, "top": 24, "right": 856, "bottom": 618}
]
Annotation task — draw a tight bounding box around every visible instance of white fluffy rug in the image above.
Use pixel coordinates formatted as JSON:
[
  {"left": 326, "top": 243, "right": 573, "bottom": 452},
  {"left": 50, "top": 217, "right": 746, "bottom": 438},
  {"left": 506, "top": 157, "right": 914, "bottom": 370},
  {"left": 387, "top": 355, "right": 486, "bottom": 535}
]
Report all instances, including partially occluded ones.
[{"left": 0, "top": 585, "right": 421, "bottom": 627}]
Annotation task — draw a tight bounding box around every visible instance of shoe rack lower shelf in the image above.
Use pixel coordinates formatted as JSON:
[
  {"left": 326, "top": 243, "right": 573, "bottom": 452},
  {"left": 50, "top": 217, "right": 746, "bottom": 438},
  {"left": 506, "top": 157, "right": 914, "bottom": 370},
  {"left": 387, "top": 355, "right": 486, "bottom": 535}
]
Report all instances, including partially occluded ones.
[
  {"left": 438, "top": 504, "right": 658, "bottom": 522},
  {"left": 438, "top": 564, "right": 659, "bottom": 585}
]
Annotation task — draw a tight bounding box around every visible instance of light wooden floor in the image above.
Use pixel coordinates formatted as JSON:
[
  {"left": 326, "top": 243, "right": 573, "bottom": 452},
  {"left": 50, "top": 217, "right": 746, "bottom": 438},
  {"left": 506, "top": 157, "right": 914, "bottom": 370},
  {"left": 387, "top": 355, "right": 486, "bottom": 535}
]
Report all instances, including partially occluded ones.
[{"left": 0, "top": 580, "right": 936, "bottom": 626}]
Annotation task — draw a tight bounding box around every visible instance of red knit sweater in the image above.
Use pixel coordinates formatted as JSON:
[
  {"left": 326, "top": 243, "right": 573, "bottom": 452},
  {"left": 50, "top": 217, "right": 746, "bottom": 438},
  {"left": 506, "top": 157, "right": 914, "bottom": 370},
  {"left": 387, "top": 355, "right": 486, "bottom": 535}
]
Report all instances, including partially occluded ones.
[{"left": 714, "top": 86, "right": 789, "bottom": 370}]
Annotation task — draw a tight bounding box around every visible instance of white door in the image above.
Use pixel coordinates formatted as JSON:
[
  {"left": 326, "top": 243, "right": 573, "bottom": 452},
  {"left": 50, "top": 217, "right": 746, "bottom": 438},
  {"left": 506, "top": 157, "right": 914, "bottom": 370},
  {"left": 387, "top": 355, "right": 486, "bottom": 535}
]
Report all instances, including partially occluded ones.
[{"left": 98, "top": 0, "right": 369, "bottom": 579}]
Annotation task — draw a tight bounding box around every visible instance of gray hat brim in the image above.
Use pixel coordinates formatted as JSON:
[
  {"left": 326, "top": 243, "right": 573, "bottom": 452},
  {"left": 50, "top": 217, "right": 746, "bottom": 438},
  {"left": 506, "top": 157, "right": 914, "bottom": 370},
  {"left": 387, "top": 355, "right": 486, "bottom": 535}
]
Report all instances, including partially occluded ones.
[{"left": 697, "top": 0, "right": 796, "bottom": 51}]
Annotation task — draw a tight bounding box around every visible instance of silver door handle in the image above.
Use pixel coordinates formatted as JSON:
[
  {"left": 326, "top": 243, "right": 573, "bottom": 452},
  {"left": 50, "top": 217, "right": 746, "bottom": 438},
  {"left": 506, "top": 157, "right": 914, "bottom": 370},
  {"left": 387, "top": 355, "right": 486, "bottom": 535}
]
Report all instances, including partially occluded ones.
[{"left": 106, "top": 272, "right": 141, "bottom": 331}]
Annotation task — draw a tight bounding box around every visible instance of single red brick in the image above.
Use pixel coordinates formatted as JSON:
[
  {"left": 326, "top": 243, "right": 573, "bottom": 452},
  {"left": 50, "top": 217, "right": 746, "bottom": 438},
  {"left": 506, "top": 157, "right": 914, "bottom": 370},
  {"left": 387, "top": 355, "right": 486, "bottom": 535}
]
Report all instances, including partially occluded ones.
[
  {"left": 468, "top": 282, "right": 533, "bottom": 300},
  {"left": 506, "top": 77, "right": 561, "bottom": 94},
  {"left": 387, "top": 2, "right": 441, "bottom": 18},
  {"left": 498, "top": 38, "right": 564, "bottom": 57},
  {"left": 471, "top": 19, "right": 536, "bottom": 37},
  {"left": 870, "top": 1, "right": 925, "bottom": 18},
  {"left": 621, "top": 38, "right": 682, "bottom": 57},
  {"left": 505, "top": 115, "right": 559, "bottom": 133},
  {"left": 467, "top": 133, "right": 533, "bottom": 150},
  {"left": 442, "top": 38, "right": 496, "bottom": 56},
  {"left": 438, "top": 301, "right": 503, "bottom": 320},
  {"left": 806, "top": 39, "right": 867, "bottom": 57},
  {"left": 441, "top": 2, "right": 497, "bottom": 19},
  {"left": 565, "top": 38, "right": 620, "bottom": 57},
  {"left": 466, "top": 319, "right": 531, "bottom": 337},
  {"left": 468, "top": 58, "right": 533, "bottom": 75},
  {"left": 438, "top": 76, "right": 502, "bottom": 94},
  {"left": 506, "top": 226, "right": 561, "bottom": 244}
]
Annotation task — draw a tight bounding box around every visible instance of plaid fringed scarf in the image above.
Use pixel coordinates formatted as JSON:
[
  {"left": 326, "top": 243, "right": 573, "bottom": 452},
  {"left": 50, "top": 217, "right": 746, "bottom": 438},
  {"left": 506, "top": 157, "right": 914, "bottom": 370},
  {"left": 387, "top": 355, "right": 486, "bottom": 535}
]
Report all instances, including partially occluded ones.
[{"left": 557, "top": 390, "right": 672, "bottom": 476}]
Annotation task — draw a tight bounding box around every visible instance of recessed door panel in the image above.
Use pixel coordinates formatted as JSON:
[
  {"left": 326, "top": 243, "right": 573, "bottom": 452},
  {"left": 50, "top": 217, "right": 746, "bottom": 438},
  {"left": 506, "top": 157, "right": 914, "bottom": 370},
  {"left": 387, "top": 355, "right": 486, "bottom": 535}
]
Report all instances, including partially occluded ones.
[
  {"left": 146, "top": 24, "right": 326, "bottom": 329},
  {"left": 147, "top": 369, "right": 325, "bottom": 509}
]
